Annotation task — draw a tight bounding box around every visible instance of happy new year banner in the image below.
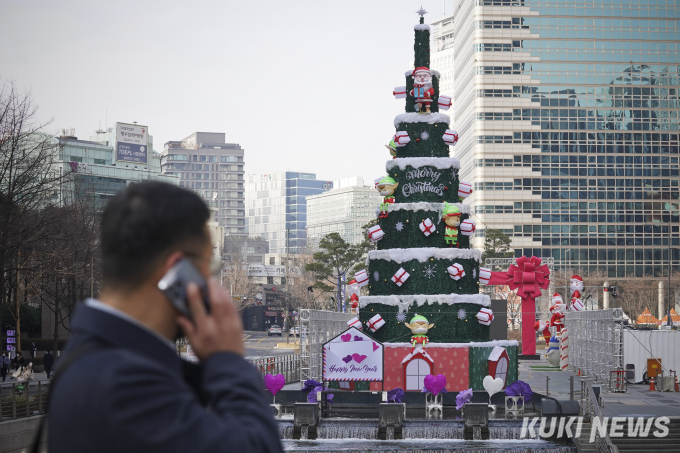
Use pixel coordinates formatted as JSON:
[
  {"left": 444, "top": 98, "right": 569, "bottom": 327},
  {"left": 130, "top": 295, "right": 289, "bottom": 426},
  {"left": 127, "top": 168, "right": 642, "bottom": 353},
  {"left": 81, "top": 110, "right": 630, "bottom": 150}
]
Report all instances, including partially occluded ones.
[{"left": 323, "top": 328, "right": 384, "bottom": 382}]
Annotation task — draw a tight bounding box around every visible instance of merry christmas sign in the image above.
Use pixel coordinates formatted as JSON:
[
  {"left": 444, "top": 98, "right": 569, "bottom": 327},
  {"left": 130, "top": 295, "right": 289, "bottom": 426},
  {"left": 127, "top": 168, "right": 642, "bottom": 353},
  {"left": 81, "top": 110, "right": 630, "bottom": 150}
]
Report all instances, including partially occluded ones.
[{"left": 323, "top": 327, "right": 384, "bottom": 382}]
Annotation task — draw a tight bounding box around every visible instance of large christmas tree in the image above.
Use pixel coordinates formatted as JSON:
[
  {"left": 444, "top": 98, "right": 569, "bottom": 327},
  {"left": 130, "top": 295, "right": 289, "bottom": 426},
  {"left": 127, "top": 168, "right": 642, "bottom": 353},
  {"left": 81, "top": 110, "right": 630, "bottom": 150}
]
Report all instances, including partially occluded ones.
[{"left": 355, "top": 11, "right": 518, "bottom": 393}]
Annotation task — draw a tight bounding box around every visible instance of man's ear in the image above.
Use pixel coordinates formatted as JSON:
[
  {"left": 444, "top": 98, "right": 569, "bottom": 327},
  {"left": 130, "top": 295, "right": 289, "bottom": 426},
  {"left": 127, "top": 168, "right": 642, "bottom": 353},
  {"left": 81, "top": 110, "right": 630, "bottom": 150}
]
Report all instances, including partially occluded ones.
[
  {"left": 428, "top": 323, "right": 434, "bottom": 329},
  {"left": 403, "top": 322, "right": 411, "bottom": 329},
  {"left": 393, "top": 182, "right": 399, "bottom": 189},
  {"left": 157, "top": 251, "right": 184, "bottom": 282}
]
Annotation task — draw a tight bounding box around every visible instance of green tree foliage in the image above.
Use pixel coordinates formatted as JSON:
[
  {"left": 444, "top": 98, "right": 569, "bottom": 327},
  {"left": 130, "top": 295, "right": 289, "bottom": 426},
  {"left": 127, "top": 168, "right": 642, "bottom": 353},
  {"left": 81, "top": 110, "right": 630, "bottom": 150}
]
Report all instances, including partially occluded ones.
[
  {"left": 481, "top": 229, "right": 514, "bottom": 268},
  {"left": 304, "top": 233, "right": 365, "bottom": 311}
]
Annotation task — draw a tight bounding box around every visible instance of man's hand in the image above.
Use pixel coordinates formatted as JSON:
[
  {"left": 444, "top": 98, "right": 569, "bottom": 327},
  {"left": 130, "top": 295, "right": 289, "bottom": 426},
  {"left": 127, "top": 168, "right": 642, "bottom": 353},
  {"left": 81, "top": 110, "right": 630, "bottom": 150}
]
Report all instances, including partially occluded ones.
[{"left": 177, "top": 278, "right": 244, "bottom": 359}]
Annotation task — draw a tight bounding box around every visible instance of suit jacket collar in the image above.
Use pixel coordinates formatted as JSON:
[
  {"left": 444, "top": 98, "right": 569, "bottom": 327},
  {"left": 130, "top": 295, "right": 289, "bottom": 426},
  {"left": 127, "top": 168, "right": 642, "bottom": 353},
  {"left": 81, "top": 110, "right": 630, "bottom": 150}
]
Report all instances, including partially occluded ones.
[{"left": 70, "top": 303, "right": 182, "bottom": 375}]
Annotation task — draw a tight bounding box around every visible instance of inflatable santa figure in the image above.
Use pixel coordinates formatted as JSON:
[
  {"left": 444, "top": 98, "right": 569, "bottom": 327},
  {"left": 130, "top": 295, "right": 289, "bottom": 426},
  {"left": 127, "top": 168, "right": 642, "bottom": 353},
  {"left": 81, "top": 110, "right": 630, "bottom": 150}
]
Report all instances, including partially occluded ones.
[
  {"left": 550, "top": 300, "right": 566, "bottom": 335},
  {"left": 534, "top": 320, "right": 551, "bottom": 345},
  {"left": 410, "top": 67, "right": 434, "bottom": 113},
  {"left": 569, "top": 274, "right": 584, "bottom": 295},
  {"left": 348, "top": 279, "right": 360, "bottom": 314},
  {"left": 570, "top": 289, "right": 584, "bottom": 312}
]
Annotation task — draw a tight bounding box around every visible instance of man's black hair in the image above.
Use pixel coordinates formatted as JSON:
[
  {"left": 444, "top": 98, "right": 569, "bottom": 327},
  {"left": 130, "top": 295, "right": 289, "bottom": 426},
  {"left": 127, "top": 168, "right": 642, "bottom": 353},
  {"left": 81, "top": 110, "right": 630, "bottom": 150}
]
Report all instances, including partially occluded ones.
[{"left": 101, "top": 182, "right": 211, "bottom": 290}]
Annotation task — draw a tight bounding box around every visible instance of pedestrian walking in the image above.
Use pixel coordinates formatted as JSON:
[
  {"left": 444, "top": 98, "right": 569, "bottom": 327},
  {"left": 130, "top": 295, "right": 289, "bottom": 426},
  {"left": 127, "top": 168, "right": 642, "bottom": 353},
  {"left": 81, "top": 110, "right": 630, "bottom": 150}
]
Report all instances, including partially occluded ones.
[
  {"left": 31, "top": 341, "right": 37, "bottom": 359},
  {"left": 43, "top": 350, "right": 54, "bottom": 378},
  {"left": 1, "top": 352, "right": 9, "bottom": 381}
]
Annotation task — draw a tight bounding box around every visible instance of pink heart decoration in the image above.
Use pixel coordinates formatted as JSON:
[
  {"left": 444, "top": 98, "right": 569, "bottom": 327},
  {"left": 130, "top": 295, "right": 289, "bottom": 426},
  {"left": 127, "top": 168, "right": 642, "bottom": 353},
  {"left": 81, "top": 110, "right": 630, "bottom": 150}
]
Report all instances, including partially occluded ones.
[
  {"left": 352, "top": 353, "right": 367, "bottom": 363},
  {"left": 372, "top": 342, "right": 379, "bottom": 352},
  {"left": 264, "top": 374, "right": 285, "bottom": 396},
  {"left": 341, "top": 333, "right": 351, "bottom": 342},
  {"left": 424, "top": 374, "right": 447, "bottom": 396}
]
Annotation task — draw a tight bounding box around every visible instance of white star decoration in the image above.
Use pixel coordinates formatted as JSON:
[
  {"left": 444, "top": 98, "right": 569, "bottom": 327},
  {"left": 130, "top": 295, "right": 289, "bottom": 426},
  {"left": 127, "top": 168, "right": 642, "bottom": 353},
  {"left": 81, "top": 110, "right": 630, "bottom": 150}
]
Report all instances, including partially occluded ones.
[
  {"left": 396, "top": 312, "right": 407, "bottom": 322},
  {"left": 423, "top": 265, "right": 436, "bottom": 279},
  {"left": 416, "top": 6, "right": 428, "bottom": 17},
  {"left": 458, "top": 309, "right": 466, "bottom": 320},
  {"left": 396, "top": 221, "right": 404, "bottom": 231}
]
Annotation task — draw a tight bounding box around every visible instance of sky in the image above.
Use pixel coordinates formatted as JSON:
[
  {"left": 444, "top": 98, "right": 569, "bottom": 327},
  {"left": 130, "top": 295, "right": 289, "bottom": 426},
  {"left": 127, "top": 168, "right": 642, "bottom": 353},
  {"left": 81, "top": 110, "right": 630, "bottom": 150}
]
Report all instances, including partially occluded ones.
[{"left": 0, "top": 0, "right": 451, "bottom": 184}]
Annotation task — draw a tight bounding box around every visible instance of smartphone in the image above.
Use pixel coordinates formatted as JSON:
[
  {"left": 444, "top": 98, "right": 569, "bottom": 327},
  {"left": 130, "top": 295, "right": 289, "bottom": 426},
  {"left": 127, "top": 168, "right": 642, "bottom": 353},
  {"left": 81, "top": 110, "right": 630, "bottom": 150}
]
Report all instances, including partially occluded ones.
[{"left": 158, "top": 258, "right": 210, "bottom": 321}]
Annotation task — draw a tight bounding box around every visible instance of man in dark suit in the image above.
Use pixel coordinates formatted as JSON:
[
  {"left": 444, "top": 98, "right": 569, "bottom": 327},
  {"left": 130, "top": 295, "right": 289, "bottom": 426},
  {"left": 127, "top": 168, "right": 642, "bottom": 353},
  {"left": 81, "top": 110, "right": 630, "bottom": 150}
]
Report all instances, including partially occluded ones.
[
  {"left": 1, "top": 352, "right": 9, "bottom": 381},
  {"left": 43, "top": 351, "right": 54, "bottom": 378},
  {"left": 48, "top": 182, "right": 282, "bottom": 453}
]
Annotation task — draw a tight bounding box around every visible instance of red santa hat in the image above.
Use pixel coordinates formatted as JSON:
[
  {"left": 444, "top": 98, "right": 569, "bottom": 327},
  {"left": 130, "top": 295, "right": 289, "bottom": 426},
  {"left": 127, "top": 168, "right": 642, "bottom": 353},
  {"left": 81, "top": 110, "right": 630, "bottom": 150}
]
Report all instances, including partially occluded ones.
[
  {"left": 571, "top": 275, "right": 583, "bottom": 282},
  {"left": 412, "top": 66, "right": 431, "bottom": 77},
  {"left": 551, "top": 292, "right": 563, "bottom": 304}
]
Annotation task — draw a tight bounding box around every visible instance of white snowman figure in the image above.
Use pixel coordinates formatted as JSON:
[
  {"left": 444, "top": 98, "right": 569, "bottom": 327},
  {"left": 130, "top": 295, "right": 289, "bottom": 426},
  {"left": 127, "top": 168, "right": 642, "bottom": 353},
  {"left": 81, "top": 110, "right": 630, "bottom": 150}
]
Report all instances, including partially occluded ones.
[{"left": 569, "top": 274, "right": 583, "bottom": 295}]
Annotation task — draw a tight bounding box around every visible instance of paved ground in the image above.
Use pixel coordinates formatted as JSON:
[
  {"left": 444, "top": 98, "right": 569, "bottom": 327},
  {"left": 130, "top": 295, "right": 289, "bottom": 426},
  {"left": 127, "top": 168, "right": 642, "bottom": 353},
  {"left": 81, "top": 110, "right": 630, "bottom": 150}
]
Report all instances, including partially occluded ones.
[
  {"left": 244, "top": 330, "right": 299, "bottom": 361},
  {"left": 519, "top": 347, "right": 680, "bottom": 418}
]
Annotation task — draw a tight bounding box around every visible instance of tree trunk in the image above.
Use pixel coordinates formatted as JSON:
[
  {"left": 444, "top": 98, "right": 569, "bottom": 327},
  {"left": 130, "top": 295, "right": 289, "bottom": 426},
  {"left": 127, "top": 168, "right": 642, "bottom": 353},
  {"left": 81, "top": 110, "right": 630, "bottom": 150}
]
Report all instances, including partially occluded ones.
[
  {"left": 53, "top": 279, "right": 60, "bottom": 357},
  {"left": 15, "top": 255, "right": 21, "bottom": 352}
]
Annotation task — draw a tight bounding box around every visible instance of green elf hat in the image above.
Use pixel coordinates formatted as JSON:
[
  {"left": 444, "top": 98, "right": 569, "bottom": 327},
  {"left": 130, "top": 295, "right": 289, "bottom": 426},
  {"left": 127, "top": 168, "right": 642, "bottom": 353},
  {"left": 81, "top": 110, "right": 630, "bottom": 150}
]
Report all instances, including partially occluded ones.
[
  {"left": 409, "top": 314, "right": 429, "bottom": 324},
  {"left": 442, "top": 202, "right": 461, "bottom": 218},
  {"left": 378, "top": 176, "right": 397, "bottom": 185}
]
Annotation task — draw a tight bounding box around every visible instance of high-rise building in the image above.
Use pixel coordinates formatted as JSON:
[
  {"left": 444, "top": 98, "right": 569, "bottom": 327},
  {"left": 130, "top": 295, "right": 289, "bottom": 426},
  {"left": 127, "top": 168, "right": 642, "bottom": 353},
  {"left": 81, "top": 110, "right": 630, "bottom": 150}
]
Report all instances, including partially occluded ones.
[
  {"left": 245, "top": 172, "right": 332, "bottom": 254},
  {"left": 161, "top": 132, "right": 245, "bottom": 233},
  {"left": 306, "top": 177, "right": 384, "bottom": 247},
  {"left": 441, "top": 1, "right": 680, "bottom": 279}
]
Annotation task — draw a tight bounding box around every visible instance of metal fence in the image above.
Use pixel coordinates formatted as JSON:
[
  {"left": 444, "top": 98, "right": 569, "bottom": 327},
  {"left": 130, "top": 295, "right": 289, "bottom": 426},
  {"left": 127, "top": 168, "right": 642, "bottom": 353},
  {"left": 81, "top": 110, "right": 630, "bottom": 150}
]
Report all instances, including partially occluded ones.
[
  {"left": 565, "top": 308, "right": 624, "bottom": 386},
  {"left": 0, "top": 380, "right": 50, "bottom": 422},
  {"left": 299, "top": 309, "right": 354, "bottom": 386},
  {"left": 581, "top": 378, "right": 620, "bottom": 453},
  {"left": 248, "top": 354, "right": 300, "bottom": 383}
]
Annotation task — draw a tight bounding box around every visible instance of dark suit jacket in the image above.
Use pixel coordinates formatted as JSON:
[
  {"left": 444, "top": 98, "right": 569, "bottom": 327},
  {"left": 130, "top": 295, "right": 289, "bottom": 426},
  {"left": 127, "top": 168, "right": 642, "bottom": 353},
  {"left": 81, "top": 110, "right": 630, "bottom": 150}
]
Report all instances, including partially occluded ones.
[
  {"left": 49, "top": 304, "right": 283, "bottom": 453},
  {"left": 43, "top": 353, "right": 54, "bottom": 368}
]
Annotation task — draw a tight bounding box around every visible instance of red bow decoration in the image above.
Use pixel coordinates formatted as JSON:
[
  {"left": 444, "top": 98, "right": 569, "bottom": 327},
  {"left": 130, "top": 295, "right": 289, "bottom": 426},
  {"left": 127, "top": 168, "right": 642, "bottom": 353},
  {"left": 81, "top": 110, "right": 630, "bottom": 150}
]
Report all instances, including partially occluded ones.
[
  {"left": 487, "top": 256, "right": 550, "bottom": 303},
  {"left": 421, "top": 223, "right": 435, "bottom": 234},
  {"left": 367, "top": 317, "right": 381, "bottom": 330},
  {"left": 486, "top": 256, "right": 550, "bottom": 356}
]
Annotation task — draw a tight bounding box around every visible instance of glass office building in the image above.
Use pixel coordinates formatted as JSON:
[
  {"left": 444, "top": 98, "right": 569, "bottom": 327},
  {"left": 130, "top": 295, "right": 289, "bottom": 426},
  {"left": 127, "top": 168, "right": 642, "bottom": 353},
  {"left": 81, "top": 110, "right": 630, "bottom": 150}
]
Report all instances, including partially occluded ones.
[
  {"left": 442, "top": 0, "right": 680, "bottom": 278},
  {"left": 245, "top": 172, "right": 332, "bottom": 254}
]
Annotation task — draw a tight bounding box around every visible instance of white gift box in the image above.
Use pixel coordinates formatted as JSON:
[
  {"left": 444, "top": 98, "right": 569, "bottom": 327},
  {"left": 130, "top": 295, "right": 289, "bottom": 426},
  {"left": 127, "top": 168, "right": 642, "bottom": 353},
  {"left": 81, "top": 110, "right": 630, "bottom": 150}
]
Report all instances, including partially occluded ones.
[
  {"left": 479, "top": 267, "right": 491, "bottom": 285},
  {"left": 571, "top": 298, "right": 584, "bottom": 312},
  {"left": 368, "top": 225, "right": 385, "bottom": 242},
  {"left": 443, "top": 129, "right": 459, "bottom": 146},
  {"left": 394, "top": 131, "right": 410, "bottom": 146},
  {"left": 419, "top": 218, "right": 436, "bottom": 236},
  {"left": 458, "top": 182, "right": 472, "bottom": 198},
  {"left": 367, "top": 314, "right": 385, "bottom": 332},
  {"left": 438, "top": 95, "right": 452, "bottom": 111},
  {"left": 355, "top": 269, "right": 369, "bottom": 287},
  {"left": 460, "top": 219, "right": 476, "bottom": 236},
  {"left": 477, "top": 308, "right": 494, "bottom": 326},
  {"left": 447, "top": 263, "right": 465, "bottom": 280},
  {"left": 393, "top": 86, "right": 407, "bottom": 99},
  {"left": 347, "top": 317, "right": 362, "bottom": 329},
  {"left": 391, "top": 267, "right": 410, "bottom": 287}
]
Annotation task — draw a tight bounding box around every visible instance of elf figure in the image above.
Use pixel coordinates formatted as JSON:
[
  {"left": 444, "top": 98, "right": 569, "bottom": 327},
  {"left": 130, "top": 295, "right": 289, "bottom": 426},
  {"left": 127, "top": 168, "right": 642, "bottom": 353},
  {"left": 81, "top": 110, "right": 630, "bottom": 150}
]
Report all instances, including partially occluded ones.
[
  {"left": 404, "top": 314, "right": 434, "bottom": 352},
  {"left": 441, "top": 203, "right": 461, "bottom": 247},
  {"left": 385, "top": 139, "right": 397, "bottom": 158},
  {"left": 377, "top": 176, "right": 399, "bottom": 218},
  {"left": 410, "top": 67, "right": 434, "bottom": 114}
]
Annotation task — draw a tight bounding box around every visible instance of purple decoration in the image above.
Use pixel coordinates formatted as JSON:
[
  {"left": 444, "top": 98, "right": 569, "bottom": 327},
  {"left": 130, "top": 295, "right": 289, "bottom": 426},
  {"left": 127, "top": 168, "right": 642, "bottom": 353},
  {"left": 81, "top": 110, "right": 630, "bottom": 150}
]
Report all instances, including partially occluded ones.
[
  {"left": 456, "top": 388, "right": 473, "bottom": 410},
  {"left": 264, "top": 374, "right": 285, "bottom": 396},
  {"left": 302, "top": 379, "right": 323, "bottom": 394},
  {"left": 307, "top": 385, "right": 334, "bottom": 404},
  {"left": 504, "top": 380, "right": 533, "bottom": 401},
  {"left": 387, "top": 388, "right": 404, "bottom": 403},
  {"left": 341, "top": 333, "right": 351, "bottom": 342},
  {"left": 354, "top": 336, "right": 363, "bottom": 341},
  {"left": 422, "top": 374, "right": 447, "bottom": 396},
  {"left": 342, "top": 355, "right": 353, "bottom": 363}
]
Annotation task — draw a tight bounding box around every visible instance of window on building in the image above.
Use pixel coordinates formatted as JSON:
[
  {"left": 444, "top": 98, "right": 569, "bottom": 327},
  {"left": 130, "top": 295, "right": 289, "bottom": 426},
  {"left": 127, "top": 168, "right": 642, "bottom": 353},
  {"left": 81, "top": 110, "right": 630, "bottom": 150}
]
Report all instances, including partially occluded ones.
[
  {"left": 200, "top": 155, "right": 206, "bottom": 162},
  {"left": 405, "top": 357, "right": 432, "bottom": 391},
  {"left": 94, "top": 159, "right": 106, "bottom": 165},
  {"left": 267, "top": 276, "right": 274, "bottom": 284},
  {"left": 270, "top": 257, "right": 276, "bottom": 265},
  {"left": 70, "top": 156, "right": 83, "bottom": 162}
]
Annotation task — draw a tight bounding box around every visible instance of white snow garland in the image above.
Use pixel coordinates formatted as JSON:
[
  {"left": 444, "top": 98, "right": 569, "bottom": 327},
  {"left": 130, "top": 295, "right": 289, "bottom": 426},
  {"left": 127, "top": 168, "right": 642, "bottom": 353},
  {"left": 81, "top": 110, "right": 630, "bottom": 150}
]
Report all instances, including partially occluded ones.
[
  {"left": 386, "top": 157, "right": 461, "bottom": 171},
  {"left": 366, "top": 247, "right": 482, "bottom": 266},
  {"left": 376, "top": 202, "right": 470, "bottom": 220},
  {"left": 384, "top": 340, "right": 519, "bottom": 349},
  {"left": 401, "top": 348, "right": 433, "bottom": 365},
  {"left": 359, "top": 293, "right": 491, "bottom": 313},
  {"left": 394, "top": 112, "right": 450, "bottom": 128},
  {"left": 414, "top": 23, "right": 431, "bottom": 31},
  {"left": 488, "top": 346, "right": 506, "bottom": 362}
]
